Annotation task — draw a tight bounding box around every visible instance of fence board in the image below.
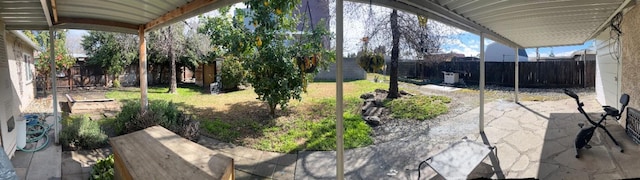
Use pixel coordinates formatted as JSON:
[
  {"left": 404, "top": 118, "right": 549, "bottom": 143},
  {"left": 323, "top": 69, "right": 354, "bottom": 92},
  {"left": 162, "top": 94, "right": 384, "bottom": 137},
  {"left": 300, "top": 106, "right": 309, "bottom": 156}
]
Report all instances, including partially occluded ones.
[{"left": 405, "top": 60, "right": 595, "bottom": 88}]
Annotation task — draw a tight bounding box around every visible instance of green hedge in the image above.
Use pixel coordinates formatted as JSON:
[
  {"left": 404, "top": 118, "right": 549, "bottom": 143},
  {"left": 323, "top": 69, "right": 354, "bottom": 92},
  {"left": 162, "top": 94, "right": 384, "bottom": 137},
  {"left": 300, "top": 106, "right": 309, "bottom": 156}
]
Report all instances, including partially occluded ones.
[{"left": 60, "top": 116, "right": 108, "bottom": 149}]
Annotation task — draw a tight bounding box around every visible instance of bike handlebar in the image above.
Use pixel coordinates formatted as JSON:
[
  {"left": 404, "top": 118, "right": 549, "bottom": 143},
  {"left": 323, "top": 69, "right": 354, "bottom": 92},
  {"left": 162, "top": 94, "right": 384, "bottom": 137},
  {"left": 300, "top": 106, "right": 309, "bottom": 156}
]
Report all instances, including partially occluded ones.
[{"left": 564, "top": 89, "right": 579, "bottom": 100}]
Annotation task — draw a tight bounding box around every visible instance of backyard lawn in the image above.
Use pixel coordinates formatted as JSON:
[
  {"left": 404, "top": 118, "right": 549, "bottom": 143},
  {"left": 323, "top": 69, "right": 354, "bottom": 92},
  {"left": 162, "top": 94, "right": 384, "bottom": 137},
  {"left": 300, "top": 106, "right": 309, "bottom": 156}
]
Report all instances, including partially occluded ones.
[
  {"left": 106, "top": 78, "right": 390, "bottom": 152},
  {"left": 105, "top": 73, "right": 452, "bottom": 153}
]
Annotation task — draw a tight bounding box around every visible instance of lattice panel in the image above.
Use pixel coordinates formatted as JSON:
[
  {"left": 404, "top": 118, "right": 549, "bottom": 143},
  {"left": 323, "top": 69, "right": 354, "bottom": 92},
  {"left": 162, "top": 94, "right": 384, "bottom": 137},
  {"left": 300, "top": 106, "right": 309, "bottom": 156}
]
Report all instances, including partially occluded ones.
[{"left": 626, "top": 107, "right": 640, "bottom": 144}]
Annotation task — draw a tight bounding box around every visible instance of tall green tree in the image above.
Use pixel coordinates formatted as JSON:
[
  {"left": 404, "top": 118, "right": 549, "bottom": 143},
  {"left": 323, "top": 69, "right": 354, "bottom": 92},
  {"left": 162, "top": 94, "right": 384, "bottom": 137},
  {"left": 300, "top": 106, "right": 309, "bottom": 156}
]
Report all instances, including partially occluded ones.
[
  {"left": 81, "top": 31, "right": 138, "bottom": 87},
  {"left": 148, "top": 23, "right": 185, "bottom": 94},
  {"left": 180, "top": 26, "right": 212, "bottom": 73},
  {"left": 198, "top": 7, "right": 253, "bottom": 91}
]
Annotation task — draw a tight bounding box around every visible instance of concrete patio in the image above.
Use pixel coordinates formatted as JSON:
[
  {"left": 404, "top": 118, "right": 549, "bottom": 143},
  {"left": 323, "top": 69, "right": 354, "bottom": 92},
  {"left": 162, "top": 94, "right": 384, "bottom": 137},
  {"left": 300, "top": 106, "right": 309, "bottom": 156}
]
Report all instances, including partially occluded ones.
[{"left": 196, "top": 94, "right": 640, "bottom": 179}]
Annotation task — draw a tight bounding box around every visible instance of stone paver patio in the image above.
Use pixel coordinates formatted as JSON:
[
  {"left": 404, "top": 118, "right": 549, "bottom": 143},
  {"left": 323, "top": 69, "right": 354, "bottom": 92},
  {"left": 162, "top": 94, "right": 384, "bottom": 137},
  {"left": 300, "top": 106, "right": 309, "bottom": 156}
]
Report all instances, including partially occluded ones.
[{"left": 196, "top": 95, "right": 640, "bottom": 179}]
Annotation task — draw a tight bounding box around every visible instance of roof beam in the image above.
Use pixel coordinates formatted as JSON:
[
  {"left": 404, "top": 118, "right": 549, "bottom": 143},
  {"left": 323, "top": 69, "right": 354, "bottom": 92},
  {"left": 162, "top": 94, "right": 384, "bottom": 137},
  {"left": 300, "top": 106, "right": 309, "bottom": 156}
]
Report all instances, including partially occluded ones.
[
  {"left": 144, "top": 0, "right": 221, "bottom": 31},
  {"left": 51, "top": 0, "right": 58, "bottom": 23},
  {"left": 397, "top": 0, "right": 523, "bottom": 48},
  {"left": 39, "top": 0, "right": 52, "bottom": 27},
  {"left": 56, "top": 17, "right": 138, "bottom": 30}
]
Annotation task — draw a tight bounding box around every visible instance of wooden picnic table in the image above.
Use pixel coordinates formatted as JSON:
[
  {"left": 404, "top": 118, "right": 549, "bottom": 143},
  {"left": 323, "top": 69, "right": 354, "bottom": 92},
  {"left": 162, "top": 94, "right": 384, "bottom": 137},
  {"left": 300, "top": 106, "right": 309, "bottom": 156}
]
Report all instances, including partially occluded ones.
[{"left": 110, "top": 126, "right": 234, "bottom": 180}]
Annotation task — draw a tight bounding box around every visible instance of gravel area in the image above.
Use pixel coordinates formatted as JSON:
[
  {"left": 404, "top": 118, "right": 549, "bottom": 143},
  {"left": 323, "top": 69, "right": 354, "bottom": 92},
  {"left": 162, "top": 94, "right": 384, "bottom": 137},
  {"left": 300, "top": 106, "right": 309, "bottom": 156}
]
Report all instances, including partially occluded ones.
[{"left": 370, "top": 82, "right": 596, "bottom": 144}]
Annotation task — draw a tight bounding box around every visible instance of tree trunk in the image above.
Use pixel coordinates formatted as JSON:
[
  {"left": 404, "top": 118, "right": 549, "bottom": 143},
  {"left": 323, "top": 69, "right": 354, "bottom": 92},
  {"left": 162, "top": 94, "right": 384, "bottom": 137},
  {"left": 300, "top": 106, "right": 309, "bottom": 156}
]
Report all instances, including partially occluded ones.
[
  {"left": 269, "top": 103, "right": 276, "bottom": 118},
  {"left": 388, "top": 9, "right": 400, "bottom": 99},
  {"left": 168, "top": 26, "right": 178, "bottom": 94}
]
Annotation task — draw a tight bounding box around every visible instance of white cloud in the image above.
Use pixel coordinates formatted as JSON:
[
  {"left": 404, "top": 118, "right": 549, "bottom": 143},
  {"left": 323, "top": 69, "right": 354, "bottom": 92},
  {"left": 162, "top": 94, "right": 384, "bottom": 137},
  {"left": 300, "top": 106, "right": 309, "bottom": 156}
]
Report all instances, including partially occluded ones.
[
  {"left": 554, "top": 51, "right": 574, "bottom": 57},
  {"left": 443, "top": 38, "right": 479, "bottom": 57}
]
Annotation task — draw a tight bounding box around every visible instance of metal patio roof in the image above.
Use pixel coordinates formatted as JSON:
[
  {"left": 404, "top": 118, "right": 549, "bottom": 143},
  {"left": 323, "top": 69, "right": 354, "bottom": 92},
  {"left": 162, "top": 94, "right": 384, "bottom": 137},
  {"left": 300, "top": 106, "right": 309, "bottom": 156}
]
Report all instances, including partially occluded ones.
[
  {"left": 356, "top": 0, "right": 634, "bottom": 48},
  {"left": 0, "top": 0, "right": 242, "bottom": 33},
  {"left": 0, "top": 0, "right": 635, "bottom": 47}
]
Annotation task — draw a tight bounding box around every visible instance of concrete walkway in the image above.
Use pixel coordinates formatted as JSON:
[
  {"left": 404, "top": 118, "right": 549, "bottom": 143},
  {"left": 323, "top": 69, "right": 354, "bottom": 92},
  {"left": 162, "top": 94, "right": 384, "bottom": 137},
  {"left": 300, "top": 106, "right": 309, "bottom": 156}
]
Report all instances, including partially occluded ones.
[
  {"left": 11, "top": 115, "right": 61, "bottom": 180},
  {"left": 198, "top": 95, "right": 640, "bottom": 179}
]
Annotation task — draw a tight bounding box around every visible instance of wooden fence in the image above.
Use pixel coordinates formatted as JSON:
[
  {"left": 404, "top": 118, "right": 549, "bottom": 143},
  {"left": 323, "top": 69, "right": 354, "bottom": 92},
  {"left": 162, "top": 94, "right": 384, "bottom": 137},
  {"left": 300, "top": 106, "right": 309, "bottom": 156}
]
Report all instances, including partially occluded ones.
[{"left": 398, "top": 60, "right": 596, "bottom": 88}]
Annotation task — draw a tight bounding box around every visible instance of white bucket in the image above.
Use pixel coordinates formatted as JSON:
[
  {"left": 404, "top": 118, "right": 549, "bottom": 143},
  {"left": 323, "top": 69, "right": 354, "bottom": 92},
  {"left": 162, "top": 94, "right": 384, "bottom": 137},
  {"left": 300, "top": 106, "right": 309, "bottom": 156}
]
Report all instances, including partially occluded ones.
[{"left": 16, "top": 118, "right": 26, "bottom": 149}]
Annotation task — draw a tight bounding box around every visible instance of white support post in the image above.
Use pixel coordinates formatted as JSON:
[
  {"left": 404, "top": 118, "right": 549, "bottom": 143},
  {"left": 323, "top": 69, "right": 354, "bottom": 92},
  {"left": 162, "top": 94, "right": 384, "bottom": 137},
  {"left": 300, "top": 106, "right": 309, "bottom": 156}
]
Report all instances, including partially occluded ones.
[
  {"left": 49, "top": 28, "right": 59, "bottom": 144},
  {"left": 479, "top": 33, "right": 485, "bottom": 133},
  {"left": 336, "top": 0, "right": 345, "bottom": 179},
  {"left": 515, "top": 48, "right": 519, "bottom": 103}
]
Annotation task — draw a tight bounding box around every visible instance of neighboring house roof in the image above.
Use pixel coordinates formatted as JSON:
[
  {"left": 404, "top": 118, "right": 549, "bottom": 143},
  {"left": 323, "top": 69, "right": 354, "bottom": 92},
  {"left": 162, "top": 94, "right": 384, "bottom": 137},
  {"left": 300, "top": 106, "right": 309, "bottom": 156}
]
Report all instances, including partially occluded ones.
[
  {"left": 485, "top": 42, "right": 528, "bottom": 62},
  {"left": 9, "top": 30, "right": 39, "bottom": 50}
]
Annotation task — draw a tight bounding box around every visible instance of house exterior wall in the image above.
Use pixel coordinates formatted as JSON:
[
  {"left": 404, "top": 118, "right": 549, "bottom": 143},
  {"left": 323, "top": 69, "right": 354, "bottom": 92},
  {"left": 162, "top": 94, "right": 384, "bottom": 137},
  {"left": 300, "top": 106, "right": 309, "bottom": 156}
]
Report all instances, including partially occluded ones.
[
  {"left": 314, "top": 58, "right": 366, "bottom": 81},
  {"left": 594, "top": 26, "right": 620, "bottom": 108},
  {"left": 621, "top": 5, "right": 640, "bottom": 125},
  {"left": 0, "top": 25, "right": 37, "bottom": 158},
  {"left": 6, "top": 32, "right": 36, "bottom": 111}
]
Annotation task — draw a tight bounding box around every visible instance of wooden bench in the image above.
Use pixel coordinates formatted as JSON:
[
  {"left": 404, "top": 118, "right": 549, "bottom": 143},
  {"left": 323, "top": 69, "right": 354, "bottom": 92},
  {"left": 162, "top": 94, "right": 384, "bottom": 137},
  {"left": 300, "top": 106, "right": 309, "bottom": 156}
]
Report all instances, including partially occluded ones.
[{"left": 110, "top": 126, "right": 234, "bottom": 180}]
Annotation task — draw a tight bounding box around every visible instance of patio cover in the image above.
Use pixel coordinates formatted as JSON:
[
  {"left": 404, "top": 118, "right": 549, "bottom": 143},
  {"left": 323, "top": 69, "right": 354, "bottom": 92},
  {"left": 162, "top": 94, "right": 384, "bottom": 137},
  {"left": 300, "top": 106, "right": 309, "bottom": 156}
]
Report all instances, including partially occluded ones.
[
  {"left": 352, "top": 0, "right": 633, "bottom": 48},
  {"left": 0, "top": 0, "right": 635, "bottom": 179},
  {"left": 0, "top": 0, "right": 242, "bottom": 33}
]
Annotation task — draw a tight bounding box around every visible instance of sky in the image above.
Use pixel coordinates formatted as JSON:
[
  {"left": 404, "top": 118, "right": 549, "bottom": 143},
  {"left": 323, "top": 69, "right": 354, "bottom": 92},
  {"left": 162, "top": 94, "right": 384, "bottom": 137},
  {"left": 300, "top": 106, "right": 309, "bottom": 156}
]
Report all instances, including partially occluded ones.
[{"left": 64, "top": 2, "right": 594, "bottom": 59}]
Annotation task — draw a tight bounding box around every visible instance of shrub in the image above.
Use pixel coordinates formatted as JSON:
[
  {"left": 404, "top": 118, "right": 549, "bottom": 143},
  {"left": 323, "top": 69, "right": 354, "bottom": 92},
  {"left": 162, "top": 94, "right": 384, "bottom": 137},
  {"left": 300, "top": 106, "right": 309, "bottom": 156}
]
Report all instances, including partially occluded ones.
[
  {"left": 114, "top": 100, "right": 200, "bottom": 141},
  {"left": 385, "top": 95, "right": 451, "bottom": 120},
  {"left": 90, "top": 154, "right": 114, "bottom": 180},
  {"left": 60, "top": 116, "right": 109, "bottom": 150},
  {"left": 221, "top": 56, "right": 246, "bottom": 91}
]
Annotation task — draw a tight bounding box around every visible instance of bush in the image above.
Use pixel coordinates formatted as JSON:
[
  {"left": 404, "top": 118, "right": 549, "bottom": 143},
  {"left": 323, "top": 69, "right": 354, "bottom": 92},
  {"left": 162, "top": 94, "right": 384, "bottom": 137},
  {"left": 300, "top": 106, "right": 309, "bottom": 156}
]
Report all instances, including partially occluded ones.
[
  {"left": 385, "top": 95, "right": 451, "bottom": 120},
  {"left": 60, "top": 116, "right": 109, "bottom": 150},
  {"left": 221, "top": 56, "right": 246, "bottom": 91},
  {"left": 114, "top": 100, "right": 200, "bottom": 141},
  {"left": 90, "top": 154, "right": 114, "bottom": 180}
]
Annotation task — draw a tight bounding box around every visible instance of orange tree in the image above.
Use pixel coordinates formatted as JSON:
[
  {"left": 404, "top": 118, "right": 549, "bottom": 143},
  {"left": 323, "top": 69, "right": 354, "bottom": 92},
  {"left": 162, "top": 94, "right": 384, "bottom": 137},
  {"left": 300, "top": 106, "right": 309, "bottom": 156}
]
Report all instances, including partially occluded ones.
[
  {"left": 200, "top": 1, "right": 334, "bottom": 116},
  {"left": 245, "top": 0, "right": 334, "bottom": 116}
]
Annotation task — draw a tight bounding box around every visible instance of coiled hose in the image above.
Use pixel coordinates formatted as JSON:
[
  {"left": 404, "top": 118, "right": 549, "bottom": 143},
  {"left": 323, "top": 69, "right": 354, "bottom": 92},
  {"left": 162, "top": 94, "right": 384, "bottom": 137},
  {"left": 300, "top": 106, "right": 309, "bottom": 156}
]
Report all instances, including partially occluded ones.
[{"left": 17, "top": 117, "right": 52, "bottom": 152}]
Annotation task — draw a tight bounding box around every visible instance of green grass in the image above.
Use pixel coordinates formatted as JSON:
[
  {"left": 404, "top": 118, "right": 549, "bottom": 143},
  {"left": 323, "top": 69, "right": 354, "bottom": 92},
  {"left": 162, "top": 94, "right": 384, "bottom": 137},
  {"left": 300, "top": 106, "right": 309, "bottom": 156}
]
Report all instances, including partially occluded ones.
[
  {"left": 201, "top": 119, "right": 242, "bottom": 142},
  {"left": 385, "top": 95, "right": 451, "bottom": 120},
  {"left": 106, "top": 78, "right": 437, "bottom": 153},
  {"left": 255, "top": 113, "right": 372, "bottom": 152}
]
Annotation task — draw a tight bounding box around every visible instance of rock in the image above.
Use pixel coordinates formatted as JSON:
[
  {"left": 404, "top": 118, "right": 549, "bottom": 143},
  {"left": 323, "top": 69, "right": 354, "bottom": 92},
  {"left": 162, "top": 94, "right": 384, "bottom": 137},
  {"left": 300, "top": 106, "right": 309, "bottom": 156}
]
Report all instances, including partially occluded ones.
[
  {"left": 399, "top": 90, "right": 412, "bottom": 96},
  {"left": 373, "top": 99, "right": 384, "bottom": 107},
  {"left": 360, "top": 93, "right": 375, "bottom": 99},
  {"left": 361, "top": 102, "right": 374, "bottom": 114},
  {"left": 364, "top": 107, "right": 378, "bottom": 116},
  {"left": 375, "top": 89, "right": 388, "bottom": 94},
  {"left": 365, "top": 116, "right": 381, "bottom": 126}
]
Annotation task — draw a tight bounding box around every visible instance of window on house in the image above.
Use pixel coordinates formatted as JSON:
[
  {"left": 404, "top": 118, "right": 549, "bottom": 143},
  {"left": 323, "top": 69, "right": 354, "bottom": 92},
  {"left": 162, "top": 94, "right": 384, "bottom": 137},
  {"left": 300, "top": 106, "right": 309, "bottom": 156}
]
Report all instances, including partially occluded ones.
[{"left": 24, "top": 54, "right": 32, "bottom": 82}]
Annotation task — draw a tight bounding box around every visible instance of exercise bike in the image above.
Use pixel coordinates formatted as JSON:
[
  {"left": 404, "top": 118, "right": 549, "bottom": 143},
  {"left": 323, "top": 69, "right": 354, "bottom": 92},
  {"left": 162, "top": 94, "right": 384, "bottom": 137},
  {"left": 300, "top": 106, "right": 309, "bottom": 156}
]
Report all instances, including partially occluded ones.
[{"left": 564, "top": 89, "right": 629, "bottom": 158}]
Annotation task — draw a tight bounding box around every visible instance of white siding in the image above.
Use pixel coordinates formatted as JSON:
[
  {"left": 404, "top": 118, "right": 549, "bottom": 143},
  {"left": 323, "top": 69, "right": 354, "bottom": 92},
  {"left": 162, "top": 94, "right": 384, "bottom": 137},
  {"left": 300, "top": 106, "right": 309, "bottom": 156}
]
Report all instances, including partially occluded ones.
[
  {"left": 0, "top": 26, "right": 37, "bottom": 158},
  {"left": 0, "top": 22, "right": 18, "bottom": 157},
  {"left": 595, "top": 27, "right": 620, "bottom": 108}
]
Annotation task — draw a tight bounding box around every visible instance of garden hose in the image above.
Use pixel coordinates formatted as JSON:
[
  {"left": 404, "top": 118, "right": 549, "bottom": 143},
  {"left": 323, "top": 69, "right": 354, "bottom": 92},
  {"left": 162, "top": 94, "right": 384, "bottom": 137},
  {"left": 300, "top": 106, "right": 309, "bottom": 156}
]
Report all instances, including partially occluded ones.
[{"left": 17, "top": 120, "right": 52, "bottom": 152}]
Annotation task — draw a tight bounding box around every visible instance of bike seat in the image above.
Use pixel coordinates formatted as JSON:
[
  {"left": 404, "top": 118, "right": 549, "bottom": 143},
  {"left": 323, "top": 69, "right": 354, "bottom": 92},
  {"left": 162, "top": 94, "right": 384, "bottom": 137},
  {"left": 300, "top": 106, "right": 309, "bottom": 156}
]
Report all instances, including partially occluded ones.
[{"left": 603, "top": 106, "right": 620, "bottom": 116}]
